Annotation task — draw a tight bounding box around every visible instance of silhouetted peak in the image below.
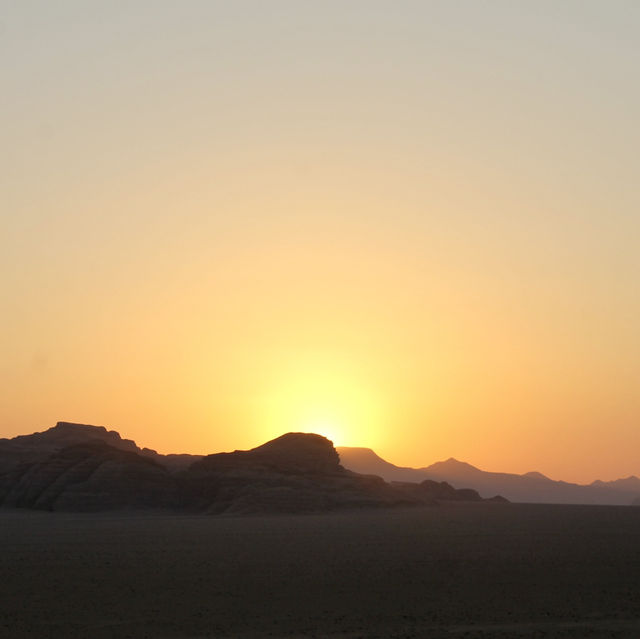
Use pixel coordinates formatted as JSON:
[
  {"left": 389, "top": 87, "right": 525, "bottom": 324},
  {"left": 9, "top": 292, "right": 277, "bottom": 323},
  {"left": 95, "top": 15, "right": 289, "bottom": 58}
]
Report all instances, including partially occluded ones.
[
  {"left": 424, "top": 458, "right": 480, "bottom": 474},
  {"left": 252, "top": 432, "right": 334, "bottom": 454},
  {"left": 5, "top": 421, "right": 140, "bottom": 455},
  {"left": 590, "top": 475, "right": 640, "bottom": 489},
  {"left": 337, "top": 447, "right": 388, "bottom": 463},
  {"left": 54, "top": 421, "right": 109, "bottom": 434},
  {"left": 443, "top": 457, "right": 472, "bottom": 466},
  {"left": 194, "top": 432, "right": 341, "bottom": 475},
  {"left": 247, "top": 432, "right": 341, "bottom": 473},
  {"left": 52, "top": 421, "right": 138, "bottom": 449},
  {"left": 523, "top": 471, "right": 549, "bottom": 480}
]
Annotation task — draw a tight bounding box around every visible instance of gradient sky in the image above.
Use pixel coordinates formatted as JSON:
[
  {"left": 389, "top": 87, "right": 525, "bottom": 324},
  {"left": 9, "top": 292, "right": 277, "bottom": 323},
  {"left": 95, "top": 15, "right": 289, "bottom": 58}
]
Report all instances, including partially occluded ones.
[{"left": 2, "top": 1, "right": 639, "bottom": 483}]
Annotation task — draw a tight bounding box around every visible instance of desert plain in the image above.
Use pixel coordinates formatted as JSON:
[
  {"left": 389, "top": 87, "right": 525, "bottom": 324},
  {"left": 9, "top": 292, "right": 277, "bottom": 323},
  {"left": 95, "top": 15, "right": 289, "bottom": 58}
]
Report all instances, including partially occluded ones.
[{"left": 2, "top": 503, "right": 640, "bottom": 638}]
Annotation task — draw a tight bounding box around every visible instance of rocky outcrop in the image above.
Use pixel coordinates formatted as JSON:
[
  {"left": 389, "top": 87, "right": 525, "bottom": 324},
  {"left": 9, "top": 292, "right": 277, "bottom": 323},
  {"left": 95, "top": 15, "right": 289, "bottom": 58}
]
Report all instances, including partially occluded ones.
[
  {"left": 185, "top": 433, "right": 408, "bottom": 514},
  {"left": 1, "top": 421, "right": 139, "bottom": 457},
  {"left": 192, "top": 432, "right": 341, "bottom": 475},
  {"left": 0, "top": 421, "right": 201, "bottom": 474},
  {"left": 391, "top": 479, "right": 483, "bottom": 503}
]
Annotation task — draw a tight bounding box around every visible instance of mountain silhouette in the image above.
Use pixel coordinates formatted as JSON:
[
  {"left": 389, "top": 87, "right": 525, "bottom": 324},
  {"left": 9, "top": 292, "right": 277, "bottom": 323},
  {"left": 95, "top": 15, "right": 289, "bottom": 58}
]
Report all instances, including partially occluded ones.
[
  {"left": 337, "top": 447, "right": 640, "bottom": 505},
  {"left": 0, "top": 423, "right": 499, "bottom": 513},
  {"left": 590, "top": 476, "right": 640, "bottom": 492},
  {"left": 424, "top": 458, "right": 481, "bottom": 477}
]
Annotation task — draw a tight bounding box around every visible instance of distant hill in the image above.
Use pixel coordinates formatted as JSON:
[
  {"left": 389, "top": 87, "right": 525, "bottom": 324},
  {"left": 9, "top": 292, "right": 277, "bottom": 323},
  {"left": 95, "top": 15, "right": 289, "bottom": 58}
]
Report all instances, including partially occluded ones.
[
  {"left": 337, "top": 447, "right": 640, "bottom": 506},
  {"left": 329, "top": 447, "right": 429, "bottom": 483},
  {"left": 590, "top": 476, "right": 640, "bottom": 493},
  {"left": 0, "top": 423, "right": 500, "bottom": 513}
]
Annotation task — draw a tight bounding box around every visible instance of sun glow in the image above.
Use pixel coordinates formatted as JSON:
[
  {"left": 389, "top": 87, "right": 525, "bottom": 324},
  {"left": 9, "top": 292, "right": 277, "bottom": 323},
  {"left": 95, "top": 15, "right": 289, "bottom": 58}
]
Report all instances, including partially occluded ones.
[
  {"left": 252, "top": 352, "right": 388, "bottom": 451},
  {"left": 299, "top": 418, "right": 343, "bottom": 446}
]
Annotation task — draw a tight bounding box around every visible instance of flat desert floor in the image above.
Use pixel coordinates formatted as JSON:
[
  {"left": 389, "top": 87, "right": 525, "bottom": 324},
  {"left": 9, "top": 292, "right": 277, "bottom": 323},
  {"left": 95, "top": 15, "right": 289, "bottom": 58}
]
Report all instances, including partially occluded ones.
[{"left": 2, "top": 503, "right": 640, "bottom": 638}]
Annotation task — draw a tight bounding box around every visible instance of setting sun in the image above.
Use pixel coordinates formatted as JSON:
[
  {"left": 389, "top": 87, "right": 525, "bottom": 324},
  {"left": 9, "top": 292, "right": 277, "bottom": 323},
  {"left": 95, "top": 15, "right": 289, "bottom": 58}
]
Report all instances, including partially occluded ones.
[
  {"left": 299, "top": 418, "right": 343, "bottom": 446},
  {"left": 248, "top": 350, "right": 388, "bottom": 452}
]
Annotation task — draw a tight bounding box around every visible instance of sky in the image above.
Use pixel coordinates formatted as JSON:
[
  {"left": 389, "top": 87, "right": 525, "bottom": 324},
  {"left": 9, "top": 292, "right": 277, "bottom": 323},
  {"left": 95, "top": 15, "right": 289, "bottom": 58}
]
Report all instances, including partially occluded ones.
[{"left": 2, "top": 1, "right": 639, "bottom": 483}]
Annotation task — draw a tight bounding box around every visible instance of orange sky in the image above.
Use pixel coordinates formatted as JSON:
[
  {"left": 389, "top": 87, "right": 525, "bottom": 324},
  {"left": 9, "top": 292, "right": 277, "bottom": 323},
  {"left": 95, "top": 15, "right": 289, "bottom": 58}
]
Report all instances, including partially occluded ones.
[{"left": 2, "top": 2, "right": 639, "bottom": 483}]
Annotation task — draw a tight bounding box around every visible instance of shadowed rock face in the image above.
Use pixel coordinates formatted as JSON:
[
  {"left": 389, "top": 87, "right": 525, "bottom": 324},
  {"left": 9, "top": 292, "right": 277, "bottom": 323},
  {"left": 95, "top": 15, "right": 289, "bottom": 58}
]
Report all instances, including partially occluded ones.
[
  {"left": 0, "top": 442, "right": 179, "bottom": 511},
  {"left": 0, "top": 424, "right": 505, "bottom": 513}
]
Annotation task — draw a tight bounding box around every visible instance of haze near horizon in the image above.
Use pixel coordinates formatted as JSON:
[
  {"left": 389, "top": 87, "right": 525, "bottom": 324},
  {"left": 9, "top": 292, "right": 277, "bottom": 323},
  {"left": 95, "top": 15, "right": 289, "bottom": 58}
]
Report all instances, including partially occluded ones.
[{"left": 2, "top": 1, "right": 638, "bottom": 483}]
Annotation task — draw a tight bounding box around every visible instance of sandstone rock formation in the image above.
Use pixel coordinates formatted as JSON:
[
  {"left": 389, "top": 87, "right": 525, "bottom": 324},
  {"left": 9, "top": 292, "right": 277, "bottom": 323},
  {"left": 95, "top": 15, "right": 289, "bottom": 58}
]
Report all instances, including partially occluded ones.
[{"left": 185, "top": 432, "right": 409, "bottom": 514}]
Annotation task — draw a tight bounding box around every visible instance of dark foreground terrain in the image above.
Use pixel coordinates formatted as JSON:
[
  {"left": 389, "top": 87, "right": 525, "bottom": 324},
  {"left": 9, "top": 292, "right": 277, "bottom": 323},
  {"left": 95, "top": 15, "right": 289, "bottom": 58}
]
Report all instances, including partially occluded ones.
[{"left": 2, "top": 503, "right": 640, "bottom": 638}]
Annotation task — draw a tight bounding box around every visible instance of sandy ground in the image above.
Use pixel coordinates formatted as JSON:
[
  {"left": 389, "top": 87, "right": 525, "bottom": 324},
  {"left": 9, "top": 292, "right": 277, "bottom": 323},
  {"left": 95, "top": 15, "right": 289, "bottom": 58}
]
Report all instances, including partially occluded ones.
[{"left": 1, "top": 503, "right": 640, "bottom": 638}]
